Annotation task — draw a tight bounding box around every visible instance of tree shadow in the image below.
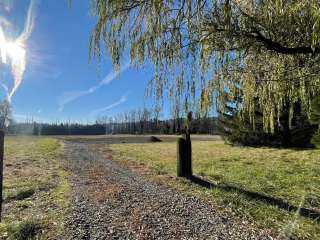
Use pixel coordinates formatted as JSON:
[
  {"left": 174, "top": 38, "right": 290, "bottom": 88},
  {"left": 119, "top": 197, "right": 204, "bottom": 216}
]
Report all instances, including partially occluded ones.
[{"left": 189, "top": 175, "right": 320, "bottom": 222}]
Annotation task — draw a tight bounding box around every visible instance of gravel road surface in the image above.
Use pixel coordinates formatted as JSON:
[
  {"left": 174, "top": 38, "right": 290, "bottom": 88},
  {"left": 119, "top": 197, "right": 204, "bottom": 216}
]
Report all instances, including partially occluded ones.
[{"left": 64, "top": 140, "right": 272, "bottom": 240}]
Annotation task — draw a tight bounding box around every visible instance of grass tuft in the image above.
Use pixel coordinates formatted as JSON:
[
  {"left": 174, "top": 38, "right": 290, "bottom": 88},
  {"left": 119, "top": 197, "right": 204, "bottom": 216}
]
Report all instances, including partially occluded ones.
[
  {"left": 8, "top": 189, "right": 35, "bottom": 201},
  {"left": 7, "top": 220, "right": 42, "bottom": 240}
]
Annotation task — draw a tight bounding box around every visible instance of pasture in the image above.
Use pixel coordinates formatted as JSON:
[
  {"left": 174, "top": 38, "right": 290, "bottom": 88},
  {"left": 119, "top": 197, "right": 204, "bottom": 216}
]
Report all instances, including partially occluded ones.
[
  {"left": 110, "top": 138, "right": 320, "bottom": 240},
  {"left": 0, "top": 137, "right": 69, "bottom": 239},
  {"left": 0, "top": 135, "right": 319, "bottom": 239}
]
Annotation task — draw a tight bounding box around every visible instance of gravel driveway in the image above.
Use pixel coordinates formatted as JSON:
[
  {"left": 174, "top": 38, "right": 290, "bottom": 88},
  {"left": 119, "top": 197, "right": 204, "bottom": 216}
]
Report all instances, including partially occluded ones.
[{"left": 64, "top": 141, "right": 272, "bottom": 240}]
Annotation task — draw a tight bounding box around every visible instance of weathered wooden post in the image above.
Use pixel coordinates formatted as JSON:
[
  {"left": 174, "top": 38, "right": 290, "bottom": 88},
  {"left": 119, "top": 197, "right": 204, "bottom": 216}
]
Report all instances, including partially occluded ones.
[
  {"left": 177, "top": 112, "right": 193, "bottom": 178},
  {"left": 0, "top": 130, "right": 4, "bottom": 222}
]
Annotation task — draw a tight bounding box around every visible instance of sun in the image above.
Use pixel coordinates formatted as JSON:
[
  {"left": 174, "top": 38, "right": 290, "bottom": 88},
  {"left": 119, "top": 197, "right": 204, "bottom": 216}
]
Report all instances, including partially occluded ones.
[
  {"left": 0, "top": 27, "right": 28, "bottom": 101},
  {"left": 0, "top": 28, "right": 26, "bottom": 64},
  {"left": 6, "top": 40, "right": 26, "bottom": 62}
]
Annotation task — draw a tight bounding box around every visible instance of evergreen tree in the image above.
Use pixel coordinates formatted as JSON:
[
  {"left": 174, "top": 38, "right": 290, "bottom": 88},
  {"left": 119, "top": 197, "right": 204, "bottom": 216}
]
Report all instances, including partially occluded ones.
[
  {"left": 219, "top": 95, "right": 317, "bottom": 148},
  {"left": 310, "top": 96, "right": 320, "bottom": 145}
]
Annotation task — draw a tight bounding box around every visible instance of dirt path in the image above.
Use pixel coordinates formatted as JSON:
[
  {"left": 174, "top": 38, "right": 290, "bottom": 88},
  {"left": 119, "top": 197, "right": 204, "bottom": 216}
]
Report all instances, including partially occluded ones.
[{"left": 64, "top": 141, "right": 271, "bottom": 240}]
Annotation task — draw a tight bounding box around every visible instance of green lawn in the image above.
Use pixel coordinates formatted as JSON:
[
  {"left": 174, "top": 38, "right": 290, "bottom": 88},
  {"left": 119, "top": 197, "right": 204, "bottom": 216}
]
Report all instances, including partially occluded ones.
[
  {"left": 110, "top": 140, "right": 320, "bottom": 240},
  {"left": 0, "top": 136, "right": 69, "bottom": 240}
]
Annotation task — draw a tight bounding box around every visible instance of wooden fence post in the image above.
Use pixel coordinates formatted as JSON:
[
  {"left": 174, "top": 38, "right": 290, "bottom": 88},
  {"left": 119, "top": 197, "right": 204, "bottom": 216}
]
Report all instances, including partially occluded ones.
[
  {"left": 177, "top": 137, "right": 186, "bottom": 177},
  {"left": 177, "top": 137, "right": 192, "bottom": 178},
  {"left": 185, "top": 137, "right": 192, "bottom": 178},
  {"left": 0, "top": 130, "right": 4, "bottom": 222},
  {"left": 177, "top": 111, "right": 193, "bottom": 179}
]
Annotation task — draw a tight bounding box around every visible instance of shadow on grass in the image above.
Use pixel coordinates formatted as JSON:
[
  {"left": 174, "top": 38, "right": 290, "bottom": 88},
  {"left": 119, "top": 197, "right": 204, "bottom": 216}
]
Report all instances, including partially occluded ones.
[{"left": 189, "top": 175, "right": 320, "bottom": 222}]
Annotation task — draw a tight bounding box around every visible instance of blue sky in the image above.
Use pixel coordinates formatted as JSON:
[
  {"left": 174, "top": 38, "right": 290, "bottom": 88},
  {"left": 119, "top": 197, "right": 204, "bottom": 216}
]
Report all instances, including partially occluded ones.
[{"left": 0, "top": 0, "right": 153, "bottom": 123}]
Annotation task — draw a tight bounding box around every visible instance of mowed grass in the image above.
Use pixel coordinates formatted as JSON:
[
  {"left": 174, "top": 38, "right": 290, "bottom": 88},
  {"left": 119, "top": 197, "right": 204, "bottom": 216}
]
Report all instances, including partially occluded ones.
[
  {"left": 110, "top": 140, "right": 320, "bottom": 240},
  {"left": 0, "top": 136, "right": 69, "bottom": 240}
]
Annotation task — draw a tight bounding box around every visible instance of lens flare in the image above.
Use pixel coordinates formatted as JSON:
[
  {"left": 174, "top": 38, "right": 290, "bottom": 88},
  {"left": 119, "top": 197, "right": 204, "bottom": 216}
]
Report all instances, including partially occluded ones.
[
  {"left": 0, "top": 0, "right": 37, "bottom": 102},
  {"left": 0, "top": 27, "right": 7, "bottom": 63},
  {"left": 7, "top": 41, "right": 26, "bottom": 61}
]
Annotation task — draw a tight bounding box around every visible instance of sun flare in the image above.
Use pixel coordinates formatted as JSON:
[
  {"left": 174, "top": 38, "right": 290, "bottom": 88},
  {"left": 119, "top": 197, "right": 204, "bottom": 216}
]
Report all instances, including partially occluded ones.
[
  {"left": 6, "top": 40, "right": 26, "bottom": 62},
  {"left": 0, "top": 23, "right": 28, "bottom": 102},
  {"left": 0, "top": 30, "right": 26, "bottom": 64},
  {"left": 0, "top": 0, "right": 36, "bottom": 102}
]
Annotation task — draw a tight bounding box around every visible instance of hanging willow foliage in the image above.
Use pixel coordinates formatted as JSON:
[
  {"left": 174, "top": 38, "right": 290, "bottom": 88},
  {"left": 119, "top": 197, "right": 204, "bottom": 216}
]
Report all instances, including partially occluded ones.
[{"left": 89, "top": 0, "right": 320, "bottom": 132}]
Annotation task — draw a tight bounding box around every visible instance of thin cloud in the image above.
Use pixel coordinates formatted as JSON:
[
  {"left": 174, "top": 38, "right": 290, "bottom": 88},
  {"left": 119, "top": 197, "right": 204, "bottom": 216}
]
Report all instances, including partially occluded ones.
[
  {"left": 58, "top": 62, "right": 130, "bottom": 112},
  {"left": 90, "top": 95, "right": 127, "bottom": 117},
  {"left": 1, "top": 83, "right": 9, "bottom": 97}
]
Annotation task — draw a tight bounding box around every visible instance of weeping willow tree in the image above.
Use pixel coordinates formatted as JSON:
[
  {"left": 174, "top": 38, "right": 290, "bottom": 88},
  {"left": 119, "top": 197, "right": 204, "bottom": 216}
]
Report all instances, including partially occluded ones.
[{"left": 89, "top": 0, "right": 320, "bottom": 133}]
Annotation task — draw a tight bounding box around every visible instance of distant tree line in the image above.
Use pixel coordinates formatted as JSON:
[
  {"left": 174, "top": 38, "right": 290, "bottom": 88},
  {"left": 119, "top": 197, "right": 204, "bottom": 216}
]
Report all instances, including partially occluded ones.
[
  {"left": 7, "top": 109, "right": 218, "bottom": 136},
  {"left": 32, "top": 123, "right": 106, "bottom": 136},
  {"left": 97, "top": 109, "right": 217, "bottom": 135}
]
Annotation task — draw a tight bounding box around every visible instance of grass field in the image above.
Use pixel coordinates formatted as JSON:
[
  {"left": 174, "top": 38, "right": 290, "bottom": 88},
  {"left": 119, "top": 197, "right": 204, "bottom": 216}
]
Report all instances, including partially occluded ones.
[
  {"left": 110, "top": 140, "right": 320, "bottom": 240},
  {"left": 0, "top": 137, "right": 69, "bottom": 240}
]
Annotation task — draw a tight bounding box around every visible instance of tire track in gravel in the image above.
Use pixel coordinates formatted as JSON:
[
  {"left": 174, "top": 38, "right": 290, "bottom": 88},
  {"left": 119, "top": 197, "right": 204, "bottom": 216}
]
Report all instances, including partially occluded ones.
[{"left": 64, "top": 141, "right": 273, "bottom": 240}]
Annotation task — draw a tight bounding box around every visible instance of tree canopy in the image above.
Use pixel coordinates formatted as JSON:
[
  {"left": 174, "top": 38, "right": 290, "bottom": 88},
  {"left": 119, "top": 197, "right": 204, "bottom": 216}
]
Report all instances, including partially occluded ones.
[{"left": 89, "top": 0, "right": 320, "bottom": 132}]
